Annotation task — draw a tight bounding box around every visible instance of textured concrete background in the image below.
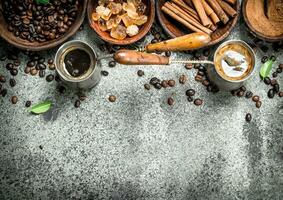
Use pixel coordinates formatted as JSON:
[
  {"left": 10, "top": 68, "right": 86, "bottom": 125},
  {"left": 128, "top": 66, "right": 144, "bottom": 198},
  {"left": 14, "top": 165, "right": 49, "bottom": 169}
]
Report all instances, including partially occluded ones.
[{"left": 0, "top": 7, "right": 283, "bottom": 200}]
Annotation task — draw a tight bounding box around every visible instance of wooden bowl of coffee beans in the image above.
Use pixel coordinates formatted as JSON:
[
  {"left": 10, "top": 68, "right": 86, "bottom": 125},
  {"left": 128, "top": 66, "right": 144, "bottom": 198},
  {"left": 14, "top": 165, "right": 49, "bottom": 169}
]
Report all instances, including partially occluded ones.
[{"left": 0, "top": 0, "right": 87, "bottom": 51}]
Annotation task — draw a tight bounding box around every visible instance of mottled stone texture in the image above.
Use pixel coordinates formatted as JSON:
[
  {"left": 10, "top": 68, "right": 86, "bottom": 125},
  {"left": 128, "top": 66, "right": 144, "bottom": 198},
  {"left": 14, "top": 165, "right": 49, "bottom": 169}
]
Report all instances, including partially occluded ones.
[{"left": 0, "top": 16, "right": 283, "bottom": 200}]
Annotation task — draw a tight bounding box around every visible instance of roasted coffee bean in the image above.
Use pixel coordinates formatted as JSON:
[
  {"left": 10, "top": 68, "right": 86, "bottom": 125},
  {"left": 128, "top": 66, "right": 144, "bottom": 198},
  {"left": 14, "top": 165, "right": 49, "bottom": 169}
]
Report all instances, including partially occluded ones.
[
  {"left": 203, "top": 49, "right": 210, "bottom": 57},
  {"left": 186, "top": 89, "right": 195, "bottom": 96},
  {"left": 187, "top": 96, "right": 194, "bottom": 102},
  {"left": 256, "top": 101, "right": 262, "bottom": 108},
  {"left": 245, "top": 113, "right": 252, "bottom": 122},
  {"left": 144, "top": 83, "right": 150, "bottom": 90},
  {"left": 55, "top": 75, "right": 61, "bottom": 82},
  {"left": 74, "top": 100, "right": 81, "bottom": 108},
  {"left": 57, "top": 85, "right": 66, "bottom": 94},
  {"left": 211, "top": 86, "right": 220, "bottom": 93},
  {"left": 6, "top": 63, "right": 14, "bottom": 70},
  {"left": 270, "top": 55, "right": 276, "bottom": 61},
  {"left": 165, "top": 51, "right": 171, "bottom": 57},
  {"left": 279, "top": 64, "right": 283, "bottom": 69},
  {"left": 231, "top": 89, "right": 237, "bottom": 96},
  {"left": 194, "top": 63, "right": 200, "bottom": 69},
  {"left": 0, "top": 75, "right": 6, "bottom": 83},
  {"left": 202, "top": 80, "right": 210, "bottom": 87},
  {"left": 168, "top": 80, "right": 175, "bottom": 87},
  {"left": 179, "top": 74, "right": 187, "bottom": 84},
  {"left": 194, "top": 99, "right": 203, "bottom": 106},
  {"left": 9, "top": 79, "right": 16, "bottom": 87},
  {"left": 101, "top": 70, "right": 109, "bottom": 76},
  {"left": 37, "top": 63, "right": 46, "bottom": 70},
  {"left": 14, "top": 59, "right": 21, "bottom": 66},
  {"left": 151, "top": 38, "right": 158, "bottom": 44},
  {"left": 167, "top": 97, "right": 174, "bottom": 106},
  {"left": 245, "top": 91, "right": 253, "bottom": 99},
  {"left": 47, "top": 59, "right": 54, "bottom": 65},
  {"left": 39, "top": 70, "right": 45, "bottom": 78},
  {"left": 252, "top": 95, "right": 260, "bottom": 102},
  {"left": 137, "top": 70, "right": 144, "bottom": 77},
  {"left": 10, "top": 68, "right": 18, "bottom": 76},
  {"left": 237, "top": 90, "right": 245, "bottom": 97},
  {"left": 259, "top": 45, "right": 269, "bottom": 53},
  {"left": 195, "top": 75, "right": 203, "bottom": 82},
  {"left": 30, "top": 68, "right": 38, "bottom": 76},
  {"left": 268, "top": 89, "right": 275, "bottom": 98},
  {"left": 263, "top": 77, "right": 271, "bottom": 85},
  {"left": 273, "top": 84, "right": 280, "bottom": 93},
  {"left": 198, "top": 65, "right": 205, "bottom": 72},
  {"left": 150, "top": 77, "right": 160, "bottom": 85},
  {"left": 278, "top": 91, "right": 283, "bottom": 97},
  {"left": 108, "top": 61, "right": 116, "bottom": 68},
  {"left": 154, "top": 83, "right": 162, "bottom": 90},
  {"left": 25, "top": 101, "right": 32, "bottom": 108},
  {"left": 1, "top": 88, "right": 7, "bottom": 97},
  {"left": 79, "top": 94, "right": 87, "bottom": 101},
  {"left": 49, "top": 64, "right": 55, "bottom": 70},
  {"left": 240, "top": 86, "right": 246, "bottom": 92},
  {"left": 27, "top": 61, "right": 36, "bottom": 68},
  {"left": 261, "top": 56, "right": 268, "bottom": 63},
  {"left": 272, "top": 72, "right": 278, "bottom": 78},
  {"left": 185, "top": 63, "right": 193, "bottom": 70},
  {"left": 46, "top": 74, "right": 54, "bottom": 82},
  {"left": 11, "top": 96, "right": 18, "bottom": 104},
  {"left": 108, "top": 95, "right": 117, "bottom": 102},
  {"left": 161, "top": 80, "right": 169, "bottom": 88},
  {"left": 276, "top": 68, "right": 282, "bottom": 73},
  {"left": 271, "top": 79, "right": 278, "bottom": 86}
]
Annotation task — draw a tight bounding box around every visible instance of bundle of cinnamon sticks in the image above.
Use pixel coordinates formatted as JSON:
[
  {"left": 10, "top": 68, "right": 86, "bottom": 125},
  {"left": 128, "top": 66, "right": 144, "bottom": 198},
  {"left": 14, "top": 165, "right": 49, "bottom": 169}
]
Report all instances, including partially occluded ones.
[{"left": 161, "top": 0, "right": 237, "bottom": 35}]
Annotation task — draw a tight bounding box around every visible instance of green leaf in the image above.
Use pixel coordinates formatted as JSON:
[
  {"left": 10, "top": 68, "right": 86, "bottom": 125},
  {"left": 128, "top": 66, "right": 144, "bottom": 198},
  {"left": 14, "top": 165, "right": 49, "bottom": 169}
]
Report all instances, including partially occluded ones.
[
  {"left": 30, "top": 100, "right": 52, "bottom": 114},
  {"left": 35, "top": 0, "right": 49, "bottom": 4},
  {"left": 260, "top": 59, "right": 274, "bottom": 79}
]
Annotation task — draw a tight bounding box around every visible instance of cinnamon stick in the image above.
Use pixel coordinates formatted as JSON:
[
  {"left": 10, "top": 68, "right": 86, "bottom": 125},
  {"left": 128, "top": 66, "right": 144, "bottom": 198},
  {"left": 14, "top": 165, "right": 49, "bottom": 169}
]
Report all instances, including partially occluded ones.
[
  {"left": 223, "top": 0, "right": 236, "bottom": 5},
  {"left": 171, "top": 0, "right": 200, "bottom": 21},
  {"left": 216, "top": 0, "right": 237, "bottom": 17},
  {"left": 206, "top": 0, "right": 229, "bottom": 24},
  {"left": 201, "top": 0, "right": 220, "bottom": 24},
  {"left": 169, "top": 3, "right": 213, "bottom": 34},
  {"left": 162, "top": 6, "right": 204, "bottom": 33},
  {"left": 192, "top": 0, "right": 212, "bottom": 27},
  {"left": 183, "top": 0, "right": 193, "bottom": 7}
]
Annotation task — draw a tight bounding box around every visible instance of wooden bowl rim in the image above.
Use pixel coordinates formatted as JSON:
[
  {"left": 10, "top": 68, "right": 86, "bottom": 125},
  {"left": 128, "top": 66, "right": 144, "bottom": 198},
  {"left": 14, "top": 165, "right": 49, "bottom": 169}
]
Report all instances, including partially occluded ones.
[
  {"left": 87, "top": 0, "right": 155, "bottom": 45},
  {"left": 156, "top": 0, "right": 240, "bottom": 49},
  {"left": 242, "top": 0, "right": 283, "bottom": 42},
  {"left": 0, "top": 0, "right": 88, "bottom": 51}
]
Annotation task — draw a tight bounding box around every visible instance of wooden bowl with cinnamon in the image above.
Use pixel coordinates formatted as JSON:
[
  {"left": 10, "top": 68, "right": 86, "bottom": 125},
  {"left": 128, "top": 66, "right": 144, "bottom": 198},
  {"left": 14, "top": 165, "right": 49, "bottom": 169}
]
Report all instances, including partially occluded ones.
[{"left": 156, "top": 0, "right": 240, "bottom": 49}]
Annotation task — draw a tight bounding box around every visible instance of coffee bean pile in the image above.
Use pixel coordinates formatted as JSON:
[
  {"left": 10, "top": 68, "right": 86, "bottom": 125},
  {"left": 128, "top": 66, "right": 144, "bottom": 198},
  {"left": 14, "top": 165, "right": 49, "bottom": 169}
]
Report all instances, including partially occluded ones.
[{"left": 2, "top": 0, "right": 79, "bottom": 43}]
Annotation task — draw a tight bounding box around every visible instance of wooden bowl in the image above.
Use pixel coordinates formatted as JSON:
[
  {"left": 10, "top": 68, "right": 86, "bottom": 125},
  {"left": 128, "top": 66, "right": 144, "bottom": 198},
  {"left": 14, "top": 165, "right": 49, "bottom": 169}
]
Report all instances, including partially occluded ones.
[
  {"left": 242, "top": 0, "right": 283, "bottom": 42},
  {"left": 87, "top": 0, "right": 155, "bottom": 45},
  {"left": 0, "top": 0, "right": 87, "bottom": 51},
  {"left": 156, "top": 0, "right": 240, "bottom": 49}
]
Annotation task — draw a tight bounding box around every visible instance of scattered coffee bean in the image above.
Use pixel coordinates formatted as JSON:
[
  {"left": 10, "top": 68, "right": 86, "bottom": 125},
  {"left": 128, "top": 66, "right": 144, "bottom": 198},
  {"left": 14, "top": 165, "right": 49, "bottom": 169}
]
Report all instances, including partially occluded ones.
[
  {"left": 276, "top": 68, "right": 282, "bottom": 73},
  {"left": 240, "top": 86, "right": 246, "bottom": 92},
  {"left": 237, "top": 90, "right": 245, "bottom": 97},
  {"left": 245, "top": 113, "right": 252, "bottom": 122},
  {"left": 137, "top": 70, "right": 144, "bottom": 77},
  {"left": 185, "top": 63, "right": 193, "bottom": 70},
  {"left": 179, "top": 74, "right": 187, "bottom": 84},
  {"left": 30, "top": 68, "right": 38, "bottom": 76},
  {"left": 154, "top": 83, "right": 162, "bottom": 90},
  {"left": 150, "top": 77, "right": 159, "bottom": 85},
  {"left": 161, "top": 80, "right": 169, "bottom": 88},
  {"left": 194, "top": 99, "right": 203, "bottom": 106},
  {"left": 271, "top": 79, "right": 278, "bottom": 86},
  {"left": 211, "top": 86, "right": 219, "bottom": 93},
  {"left": 202, "top": 80, "right": 210, "bottom": 87},
  {"left": 263, "top": 77, "right": 271, "bottom": 85},
  {"left": 273, "top": 84, "right": 280, "bottom": 93},
  {"left": 39, "top": 70, "right": 45, "bottom": 78},
  {"left": 270, "top": 55, "right": 276, "bottom": 61},
  {"left": 74, "top": 100, "right": 81, "bottom": 108},
  {"left": 197, "top": 71, "right": 205, "bottom": 76},
  {"left": 48, "top": 59, "right": 54, "bottom": 65},
  {"left": 187, "top": 96, "right": 194, "bottom": 102},
  {"left": 101, "top": 70, "right": 109, "bottom": 76},
  {"left": 11, "top": 96, "right": 18, "bottom": 104},
  {"left": 167, "top": 97, "right": 174, "bottom": 106},
  {"left": 256, "top": 101, "right": 262, "bottom": 108},
  {"left": 168, "top": 80, "right": 175, "bottom": 87},
  {"left": 268, "top": 89, "right": 275, "bottom": 98},
  {"left": 6, "top": 63, "right": 13, "bottom": 70},
  {"left": 27, "top": 61, "right": 35, "bottom": 68},
  {"left": 9, "top": 79, "right": 16, "bottom": 87},
  {"left": 10, "top": 69, "right": 18, "bottom": 76},
  {"left": 57, "top": 85, "right": 66, "bottom": 94},
  {"left": 79, "top": 94, "right": 87, "bottom": 101},
  {"left": 194, "top": 63, "right": 200, "bottom": 69},
  {"left": 279, "top": 64, "right": 283, "bottom": 69},
  {"left": 278, "top": 91, "right": 283, "bottom": 97},
  {"left": 0, "top": 75, "right": 6, "bottom": 83},
  {"left": 144, "top": 84, "right": 150, "bottom": 90},
  {"left": 151, "top": 38, "right": 158, "bottom": 44},
  {"left": 14, "top": 59, "right": 21, "bottom": 66},
  {"left": 261, "top": 56, "right": 268, "bottom": 63},
  {"left": 195, "top": 75, "right": 203, "bottom": 82},
  {"left": 49, "top": 64, "right": 56, "bottom": 70},
  {"left": 39, "top": 145, "right": 43, "bottom": 150},
  {"left": 186, "top": 89, "right": 195, "bottom": 96},
  {"left": 231, "top": 90, "right": 237, "bottom": 96},
  {"left": 24, "top": 67, "right": 31, "bottom": 74},
  {"left": 108, "top": 61, "right": 116, "bottom": 68},
  {"left": 1, "top": 89, "right": 7, "bottom": 97},
  {"left": 165, "top": 51, "right": 171, "bottom": 57},
  {"left": 252, "top": 95, "right": 260, "bottom": 102},
  {"left": 25, "top": 101, "right": 32, "bottom": 108},
  {"left": 109, "top": 95, "right": 117, "bottom": 102},
  {"left": 272, "top": 72, "right": 278, "bottom": 78},
  {"left": 46, "top": 74, "right": 54, "bottom": 82},
  {"left": 245, "top": 91, "right": 253, "bottom": 99}
]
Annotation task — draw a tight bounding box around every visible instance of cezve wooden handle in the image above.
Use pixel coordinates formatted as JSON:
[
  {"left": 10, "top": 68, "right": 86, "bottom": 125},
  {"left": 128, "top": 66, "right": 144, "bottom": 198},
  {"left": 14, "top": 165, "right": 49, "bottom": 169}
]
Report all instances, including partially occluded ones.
[
  {"left": 114, "top": 50, "right": 170, "bottom": 65},
  {"left": 145, "top": 32, "right": 211, "bottom": 52}
]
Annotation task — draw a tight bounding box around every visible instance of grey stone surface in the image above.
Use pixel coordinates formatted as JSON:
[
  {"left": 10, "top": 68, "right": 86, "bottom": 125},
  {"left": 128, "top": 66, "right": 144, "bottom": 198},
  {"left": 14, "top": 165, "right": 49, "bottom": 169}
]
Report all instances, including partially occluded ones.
[{"left": 0, "top": 15, "right": 283, "bottom": 200}]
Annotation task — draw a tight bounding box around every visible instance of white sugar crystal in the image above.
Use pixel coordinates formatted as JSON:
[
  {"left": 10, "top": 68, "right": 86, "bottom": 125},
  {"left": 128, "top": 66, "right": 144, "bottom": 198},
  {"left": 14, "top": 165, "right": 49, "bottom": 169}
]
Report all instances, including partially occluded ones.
[{"left": 126, "top": 25, "right": 139, "bottom": 37}]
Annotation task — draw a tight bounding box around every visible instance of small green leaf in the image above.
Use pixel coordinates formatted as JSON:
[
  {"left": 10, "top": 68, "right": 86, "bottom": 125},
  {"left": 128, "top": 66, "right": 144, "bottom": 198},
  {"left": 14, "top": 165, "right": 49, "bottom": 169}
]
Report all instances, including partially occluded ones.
[
  {"left": 30, "top": 100, "right": 52, "bottom": 114},
  {"left": 260, "top": 59, "right": 274, "bottom": 79},
  {"left": 35, "top": 0, "right": 49, "bottom": 4}
]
